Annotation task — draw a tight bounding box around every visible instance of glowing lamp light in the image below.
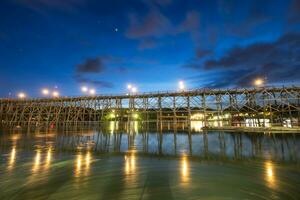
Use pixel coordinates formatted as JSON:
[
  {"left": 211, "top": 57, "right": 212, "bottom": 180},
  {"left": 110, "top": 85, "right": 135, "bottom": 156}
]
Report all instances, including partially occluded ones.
[
  {"left": 89, "top": 89, "right": 96, "bottom": 95},
  {"left": 18, "top": 92, "right": 26, "bottom": 99},
  {"left": 179, "top": 81, "right": 185, "bottom": 91},
  {"left": 254, "top": 78, "right": 264, "bottom": 87},
  {"left": 127, "top": 83, "right": 138, "bottom": 94},
  {"left": 133, "top": 113, "right": 139, "bottom": 119},
  {"left": 81, "top": 86, "right": 88, "bottom": 93},
  {"left": 42, "top": 89, "right": 49, "bottom": 95},
  {"left": 52, "top": 91, "right": 59, "bottom": 98},
  {"left": 127, "top": 84, "right": 132, "bottom": 89},
  {"left": 131, "top": 87, "right": 137, "bottom": 93}
]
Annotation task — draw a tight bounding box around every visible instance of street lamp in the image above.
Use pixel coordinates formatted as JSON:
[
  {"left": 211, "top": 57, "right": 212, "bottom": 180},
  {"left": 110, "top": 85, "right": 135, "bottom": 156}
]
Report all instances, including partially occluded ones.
[
  {"left": 81, "top": 86, "right": 88, "bottom": 93},
  {"left": 17, "top": 92, "right": 26, "bottom": 99},
  {"left": 179, "top": 81, "right": 185, "bottom": 91},
  {"left": 89, "top": 89, "right": 96, "bottom": 95},
  {"left": 52, "top": 91, "right": 59, "bottom": 98},
  {"left": 127, "top": 84, "right": 137, "bottom": 94},
  {"left": 42, "top": 88, "right": 49, "bottom": 96},
  {"left": 254, "top": 78, "right": 264, "bottom": 87},
  {"left": 131, "top": 87, "right": 137, "bottom": 93}
]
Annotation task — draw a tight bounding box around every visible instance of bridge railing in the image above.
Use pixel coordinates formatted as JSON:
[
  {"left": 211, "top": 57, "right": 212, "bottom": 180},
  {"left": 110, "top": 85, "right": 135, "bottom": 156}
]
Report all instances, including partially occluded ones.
[{"left": 1, "top": 85, "right": 300, "bottom": 101}]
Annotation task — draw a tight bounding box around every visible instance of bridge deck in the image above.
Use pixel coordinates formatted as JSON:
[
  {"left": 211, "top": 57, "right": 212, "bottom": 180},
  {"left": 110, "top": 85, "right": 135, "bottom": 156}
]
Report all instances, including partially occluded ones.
[
  {"left": 1, "top": 86, "right": 300, "bottom": 102},
  {"left": 1, "top": 86, "right": 300, "bottom": 129}
]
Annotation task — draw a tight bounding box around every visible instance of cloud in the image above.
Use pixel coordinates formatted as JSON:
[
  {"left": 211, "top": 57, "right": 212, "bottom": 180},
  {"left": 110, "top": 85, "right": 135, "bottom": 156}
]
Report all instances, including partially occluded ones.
[
  {"left": 126, "top": 9, "right": 173, "bottom": 39},
  {"left": 178, "top": 10, "right": 201, "bottom": 42},
  {"left": 204, "top": 32, "right": 300, "bottom": 70},
  {"left": 74, "top": 55, "right": 147, "bottom": 88},
  {"left": 195, "top": 48, "right": 212, "bottom": 59},
  {"left": 217, "top": 0, "right": 274, "bottom": 38},
  {"left": 189, "top": 32, "right": 300, "bottom": 87},
  {"left": 126, "top": 8, "right": 201, "bottom": 49},
  {"left": 125, "top": 0, "right": 177, "bottom": 40},
  {"left": 75, "top": 76, "right": 113, "bottom": 88},
  {"left": 75, "top": 56, "right": 113, "bottom": 88},
  {"left": 76, "top": 57, "right": 105, "bottom": 74},
  {"left": 183, "top": 48, "right": 212, "bottom": 70}
]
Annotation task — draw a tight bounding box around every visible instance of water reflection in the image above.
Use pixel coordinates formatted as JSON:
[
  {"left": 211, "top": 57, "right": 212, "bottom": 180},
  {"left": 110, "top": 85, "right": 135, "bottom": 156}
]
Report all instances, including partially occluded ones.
[
  {"left": 32, "top": 150, "right": 41, "bottom": 172},
  {"left": 0, "top": 123, "right": 300, "bottom": 200},
  {"left": 124, "top": 153, "right": 137, "bottom": 185},
  {"left": 74, "top": 152, "right": 92, "bottom": 177},
  {"left": 124, "top": 154, "right": 136, "bottom": 174},
  {"left": 181, "top": 155, "right": 190, "bottom": 185},
  {"left": 125, "top": 121, "right": 139, "bottom": 134},
  {"left": 191, "top": 121, "right": 204, "bottom": 132},
  {"left": 75, "top": 154, "right": 82, "bottom": 177},
  {"left": 1, "top": 122, "right": 300, "bottom": 171},
  {"left": 85, "top": 152, "right": 91, "bottom": 176},
  {"left": 45, "top": 147, "right": 52, "bottom": 170},
  {"left": 7, "top": 133, "right": 20, "bottom": 171},
  {"left": 109, "top": 121, "right": 117, "bottom": 134},
  {"left": 8, "top": 146, "right": 16, "bottom": 171},
  {"left": 265, "top": 161, "right": 277, "bottom": 189}
]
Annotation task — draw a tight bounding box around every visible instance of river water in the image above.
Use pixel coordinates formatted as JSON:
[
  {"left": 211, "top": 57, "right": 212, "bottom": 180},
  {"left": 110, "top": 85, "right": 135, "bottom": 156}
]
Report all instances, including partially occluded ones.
[{"left": 0, "top": 122, "right": 300, "bottom": 200}]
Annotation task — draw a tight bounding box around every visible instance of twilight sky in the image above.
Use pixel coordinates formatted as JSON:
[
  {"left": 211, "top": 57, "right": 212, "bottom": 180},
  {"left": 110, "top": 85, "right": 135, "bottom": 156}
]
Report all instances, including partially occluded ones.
[{"left": 0, "top": 0, "right": 300, "bottom": 97}]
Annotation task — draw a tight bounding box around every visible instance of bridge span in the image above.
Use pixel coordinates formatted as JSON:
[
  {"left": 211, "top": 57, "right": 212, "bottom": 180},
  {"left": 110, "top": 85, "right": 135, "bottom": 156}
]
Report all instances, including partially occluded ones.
[{"left": 1, "top": 86, "right": 300, "bottom": 129}]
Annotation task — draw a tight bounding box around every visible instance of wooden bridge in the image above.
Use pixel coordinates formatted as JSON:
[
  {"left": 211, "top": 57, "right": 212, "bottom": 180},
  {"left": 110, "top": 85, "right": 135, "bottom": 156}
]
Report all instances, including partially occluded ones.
[{"left": 1, "top": 86, "right": 300, "bottom": 128}]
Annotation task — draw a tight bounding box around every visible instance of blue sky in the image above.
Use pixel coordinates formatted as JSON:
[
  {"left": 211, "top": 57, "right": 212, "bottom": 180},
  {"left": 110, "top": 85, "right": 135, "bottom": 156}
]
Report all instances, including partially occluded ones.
[{"left": 0, "top": 0, "right": 300, "bottom": 97}]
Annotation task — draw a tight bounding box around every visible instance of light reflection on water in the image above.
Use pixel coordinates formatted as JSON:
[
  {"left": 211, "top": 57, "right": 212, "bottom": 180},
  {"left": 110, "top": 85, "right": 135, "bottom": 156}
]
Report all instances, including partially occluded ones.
[
  {"left": 265, "top": 161, "right": 276, "bottom": 189},
  {"left": 190, "top": 121, "right": 204, "bottom": 132},
  {"left": 7, "top": 146, "right": 16, "bottom": 171},
  {"left": 74, "top": 151, "right": 92, "bottom": 178},
  {"left": 32, "top": 150, "right": 41, "bottom": 172},
  {"left": 124, "top": 153, "right": 137, "bottom": 185},
  {"left": 0, "top": 122, "right": 300, "bottom": 199},
  {"left": 85, "top": 151, "right": 91, "bottom": 176},
  {"left": 75, "top": 154, "right": 82, "bottom": 178},
  {"left": 181, "top": 155, "right": 190, "bottom": 185},
  {"left": 45, "top": 147, "right": 52, "bottom": 170}
]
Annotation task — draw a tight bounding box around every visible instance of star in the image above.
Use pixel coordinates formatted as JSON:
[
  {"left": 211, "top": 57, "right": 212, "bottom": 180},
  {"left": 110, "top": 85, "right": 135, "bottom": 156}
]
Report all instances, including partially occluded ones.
[{"left": 115, "top": 28, "right": 118, "bottom": 32}]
